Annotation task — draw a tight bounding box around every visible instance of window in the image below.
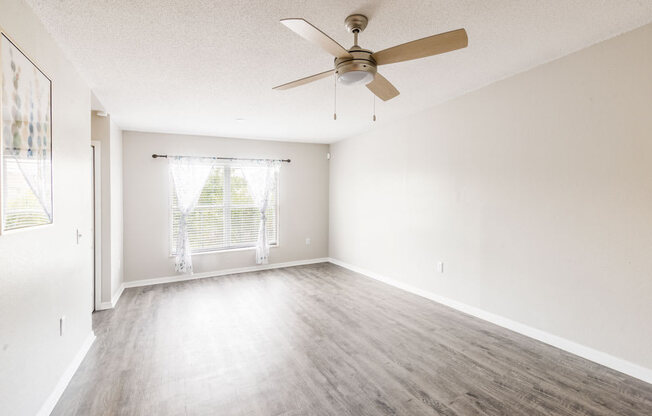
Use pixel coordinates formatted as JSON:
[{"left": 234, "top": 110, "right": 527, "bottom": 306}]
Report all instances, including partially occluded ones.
[{"left": 170, "top": 165, "right": 278, "bottom": 254}]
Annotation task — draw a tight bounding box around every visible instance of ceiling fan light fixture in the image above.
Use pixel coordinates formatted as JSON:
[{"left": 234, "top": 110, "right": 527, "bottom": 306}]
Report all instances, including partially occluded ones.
[
  {"left": 337, "top": 70, "right": 374, "bottom": 86},
  {"left": 274, "top": 15, "right": 468, "bottom": 103}
]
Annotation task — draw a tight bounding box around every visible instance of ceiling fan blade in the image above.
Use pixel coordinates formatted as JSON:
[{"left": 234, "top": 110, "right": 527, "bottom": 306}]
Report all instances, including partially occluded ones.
[
  {"left": 372, "top": 28, "right": 468, "bottom": 66},
  {"left": 273, "top": 69, "right": 334, "bottom": 90},
  {"left": 366, "top": 73, "right": 400, "bottom": 101},
  {"left": 280, "top": 18, "right": 352, "bottom": 59}
]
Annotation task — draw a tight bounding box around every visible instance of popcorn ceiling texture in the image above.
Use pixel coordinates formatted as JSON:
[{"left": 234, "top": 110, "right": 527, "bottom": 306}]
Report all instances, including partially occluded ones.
[{"left": 24, "top": 0, "right": 652, "bottom": 143}]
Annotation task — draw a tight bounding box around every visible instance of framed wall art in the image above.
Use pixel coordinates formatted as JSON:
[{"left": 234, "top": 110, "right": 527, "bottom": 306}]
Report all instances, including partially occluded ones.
[{"left": 0, "top": 30, "right": 53, "bottom": 233}]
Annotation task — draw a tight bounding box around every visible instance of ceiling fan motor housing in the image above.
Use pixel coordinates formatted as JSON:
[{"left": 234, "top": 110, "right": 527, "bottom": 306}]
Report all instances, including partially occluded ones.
[{"left": 335, "top": 48, "right": 377, "bottom": 85}]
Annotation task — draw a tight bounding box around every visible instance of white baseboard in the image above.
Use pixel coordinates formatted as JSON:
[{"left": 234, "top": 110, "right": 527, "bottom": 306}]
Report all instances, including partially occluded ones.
[
  {"left": 123, "top": 257, "right": 330, "bottom": 289},
  {"left": 95, "top": 302, "right": 113, "bottom": 310},
  {"left": 328, "top": 257, "right": 652, "bottom": 385},
  {"left": 36, "top": 331, "right": 96, "bottom": 416},
  {"left": 95, "top": 282, "right": 126, "bottom": 311}
]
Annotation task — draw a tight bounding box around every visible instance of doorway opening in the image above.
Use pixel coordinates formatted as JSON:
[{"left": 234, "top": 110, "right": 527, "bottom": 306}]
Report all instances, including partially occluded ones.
[{"left": 91, "top": 141, "right": 101, "bottom": 311}]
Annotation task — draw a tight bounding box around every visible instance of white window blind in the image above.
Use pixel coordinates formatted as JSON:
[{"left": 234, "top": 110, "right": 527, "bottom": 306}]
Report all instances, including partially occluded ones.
[
  {"left": 170, "top": 165, "right": 278, "bottom": 254},
  {"left": 2, "top": 157, "right": 50, "bottom": 231}
]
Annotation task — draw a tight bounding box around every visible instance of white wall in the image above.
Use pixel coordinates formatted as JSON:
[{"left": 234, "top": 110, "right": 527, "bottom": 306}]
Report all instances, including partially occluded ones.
[
  {"left": 122, "top": 131, "right": 329, "bottom": 282},
  {"left": 329, "top": 23, "right": 652, "bottom": 371},
  {"left": 91, "top": 113, "right": 124, "bottom": 305},
  {"left": 0, "top": 0, "right": 94, "bottom": 414}
]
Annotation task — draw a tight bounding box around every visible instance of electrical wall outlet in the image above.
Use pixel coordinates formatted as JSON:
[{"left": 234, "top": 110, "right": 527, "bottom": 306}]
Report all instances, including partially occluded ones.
[
  {"left": 59, "top": 316, "right": 66, "bottom": 336},
  {"left": 437, "top": 262, "right": 444, "bottom": 273},
  {"left": 305, "top": 238, "right": 311, "bottom": 245}
]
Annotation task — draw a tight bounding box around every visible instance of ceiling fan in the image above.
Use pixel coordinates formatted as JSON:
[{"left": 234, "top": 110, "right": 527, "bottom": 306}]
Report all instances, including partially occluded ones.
[{"left": 273, "top": 14, "right": 468, "bottom": 102}]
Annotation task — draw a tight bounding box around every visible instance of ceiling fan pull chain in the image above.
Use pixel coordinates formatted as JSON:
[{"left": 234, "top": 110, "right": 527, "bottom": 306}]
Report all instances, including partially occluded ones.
[
  {"left": 333, "top": 73, "right": 337, "bottom": 120},
  {"left": 373, "top": 95, "right": 377, "bottom": 121}
]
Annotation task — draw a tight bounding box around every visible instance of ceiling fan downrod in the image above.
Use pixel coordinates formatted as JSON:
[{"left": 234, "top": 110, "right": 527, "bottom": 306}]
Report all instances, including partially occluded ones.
[{"left": 345, "top": 14, "right": 367, "bottom": 47}]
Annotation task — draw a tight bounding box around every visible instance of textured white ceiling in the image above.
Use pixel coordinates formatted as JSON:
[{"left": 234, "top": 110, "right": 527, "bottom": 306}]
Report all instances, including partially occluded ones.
[{"left": 25, "top": 0, "right": 652, "bottom": 143}]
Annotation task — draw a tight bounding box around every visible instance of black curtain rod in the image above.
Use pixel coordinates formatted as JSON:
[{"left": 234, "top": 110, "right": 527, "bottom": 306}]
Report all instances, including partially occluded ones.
[{"left": 152, "top": 154, "right": 291, "bottom": 163}]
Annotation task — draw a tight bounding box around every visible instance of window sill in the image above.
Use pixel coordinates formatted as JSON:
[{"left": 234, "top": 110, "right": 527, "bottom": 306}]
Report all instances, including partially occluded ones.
[{"left": 169, "top": 244, "right": 279, "bottom": 258}]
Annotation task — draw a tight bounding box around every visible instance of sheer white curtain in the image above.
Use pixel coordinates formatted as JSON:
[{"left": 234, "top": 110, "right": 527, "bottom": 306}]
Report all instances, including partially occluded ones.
[
  {"left": 241, "top": 161, "right": 280, "bottom": 264},
  {"left": 169, "top": 157, "right": 214, "bottom": 273}
]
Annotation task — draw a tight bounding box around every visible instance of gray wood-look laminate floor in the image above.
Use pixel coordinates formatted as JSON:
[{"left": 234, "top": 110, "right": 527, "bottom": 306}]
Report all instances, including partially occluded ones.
[{"left": 53, "top": 263, "right": 652, "bottom": 415}]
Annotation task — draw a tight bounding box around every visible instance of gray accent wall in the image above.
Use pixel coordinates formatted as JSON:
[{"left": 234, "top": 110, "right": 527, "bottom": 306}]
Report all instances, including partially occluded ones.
[
  {"left": 122, "top": 131, "right": 329, "bottom": 282},
  {"left": 329, "top": 24, "right": 652, "bottom": 371}
]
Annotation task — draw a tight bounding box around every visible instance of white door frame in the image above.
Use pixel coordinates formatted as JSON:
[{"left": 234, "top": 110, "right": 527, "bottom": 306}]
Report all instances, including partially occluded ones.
[{"left": 91, "top": 141, "right": 102, "bottom": 311}]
